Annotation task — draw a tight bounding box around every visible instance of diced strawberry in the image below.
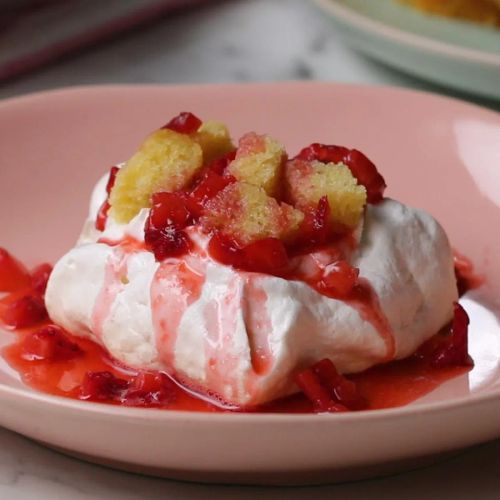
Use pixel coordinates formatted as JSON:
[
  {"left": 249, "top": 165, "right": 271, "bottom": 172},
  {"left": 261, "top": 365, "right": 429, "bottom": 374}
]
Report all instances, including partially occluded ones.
[
  {"left": 241, "top": 238, "right": 289, "bottom": 275},
  {"left": 415, "top": 303, "right": 473, "bottom": 369},
  {"left": 144, "top": 192, "right": 194, "bottom": 261},
  {"left": 320, "top": 260, "right": 359, "bottom": 297},
  {"left": 346, "top": 149, "right": 386, "bottom": 204},
  {"left": 207, "top": 233, "right": 244, "bottom": 269},
  {"left": 294, "top": 367, "right": 348, "bottom": 413},
  {"left": 162, "top": 112, "right": 202, "bottom": 134},
  {"left": 208, "top": 234, "right": 289, "bottom": 276},
  {"left": 312, "top": 358, "right": 366, "bottom": 410},
  {"left": 431, "top": 303, "right": 472, "bottom": 368},
  {"left": 189, "top": 170, "right": 236, "bottom": 215},
  {"left": 295, "top": 358, "right": 365, "bottom": 412},
  {"left": 0, "top": 248, "right": 31, "bottom": 293},
  {"left": 22, "top": 325, "right": 82, "bottom": 362},
  {"left": 150, "top": 192, "right": 192, "bottom": 229},
  {"left": 144, "top": 222, "right": 192, "bottom": 261},
  {"left": 95, "top": 166, "right": 119, "bottom": 231},
  {"left": 0, "top": 294, "right": 48, "bottom": 329},
  {"left": 79, "top": 371, "right": 129, "bottom": 401},
  {"left": 30, "top": 263, "right": 53, "bottom": 295},
  {"left": 295, "top": 144, "right": 386, "bottom": 203},
  {"left": 123, "top": 371, "right": 176, "bottom": 407}
]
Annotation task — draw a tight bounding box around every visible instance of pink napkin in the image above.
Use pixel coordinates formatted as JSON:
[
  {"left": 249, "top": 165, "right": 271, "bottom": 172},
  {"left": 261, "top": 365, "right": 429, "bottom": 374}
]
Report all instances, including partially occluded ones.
[{"left": 0, "top": 0, "right": 212, "bottom": 81}]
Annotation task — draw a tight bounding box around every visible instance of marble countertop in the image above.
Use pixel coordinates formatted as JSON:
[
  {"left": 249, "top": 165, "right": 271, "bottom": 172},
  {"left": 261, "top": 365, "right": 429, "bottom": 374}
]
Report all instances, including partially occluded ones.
[{"left": 0, "top": 1, "right": 499, "bottom": 498}]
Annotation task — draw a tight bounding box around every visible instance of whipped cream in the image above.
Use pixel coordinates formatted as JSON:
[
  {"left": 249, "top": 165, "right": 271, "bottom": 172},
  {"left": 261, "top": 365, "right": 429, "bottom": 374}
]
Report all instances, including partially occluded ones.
[{"left": 45, "top": 174, "right": 458, "bottom": 406}]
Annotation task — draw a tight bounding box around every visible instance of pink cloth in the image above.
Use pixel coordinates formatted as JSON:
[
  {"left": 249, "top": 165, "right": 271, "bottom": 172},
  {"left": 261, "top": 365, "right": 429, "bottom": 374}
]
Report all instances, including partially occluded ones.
[{"left": 0, "top": 0, "right": 212, "bottom": 81}]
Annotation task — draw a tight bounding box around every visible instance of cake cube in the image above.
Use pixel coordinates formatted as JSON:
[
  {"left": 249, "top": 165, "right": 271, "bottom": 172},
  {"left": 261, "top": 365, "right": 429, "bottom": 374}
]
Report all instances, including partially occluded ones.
[
  {"left": 201, "top": 182, "right": 304, "bottom": 246},
  {"left": 109, "top": 129, "right": 203, "bottom": 223},
  {"left": 227, "top": 132, "right": 286, "bottom": 197},
  {"left": 285, "top": 159, "right": 367, "bottom": 229},
  {"left": 192, "top": 121, "right": 235, "bottom": 165}
]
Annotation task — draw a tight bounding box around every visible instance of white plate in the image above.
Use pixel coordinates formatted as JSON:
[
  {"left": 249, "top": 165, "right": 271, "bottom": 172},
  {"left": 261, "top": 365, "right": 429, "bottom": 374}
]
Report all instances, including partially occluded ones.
[{"left": 314, "top": 0, "right": 500, "bottom": 100}]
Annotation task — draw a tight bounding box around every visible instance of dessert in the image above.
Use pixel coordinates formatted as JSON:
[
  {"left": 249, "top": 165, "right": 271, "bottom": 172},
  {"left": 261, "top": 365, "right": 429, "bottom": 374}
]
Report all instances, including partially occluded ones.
[
  {"left": 400, "top": 0, "right": 500, "bottom": 27},
  {"left": 0, "top": 112, "right": 476, "bottom": 413}
]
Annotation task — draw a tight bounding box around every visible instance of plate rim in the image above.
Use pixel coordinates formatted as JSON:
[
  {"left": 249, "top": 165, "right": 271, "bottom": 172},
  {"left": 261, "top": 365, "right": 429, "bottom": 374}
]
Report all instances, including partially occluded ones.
[
  {"left": 1, "top": 81, "right": 499, "bottom": 118},
  {"left": 313, "top": 0, "right": 500, "bottom": 67},
  {"left": 1, "top": 81, "right": 500, "bottom": 426}
]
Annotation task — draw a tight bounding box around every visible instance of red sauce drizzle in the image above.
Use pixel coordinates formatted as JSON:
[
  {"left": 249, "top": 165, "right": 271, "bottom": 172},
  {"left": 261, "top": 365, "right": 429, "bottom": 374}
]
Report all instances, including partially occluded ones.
[{"left": 241, "top": 276, "right": 273, "bottom": 375}]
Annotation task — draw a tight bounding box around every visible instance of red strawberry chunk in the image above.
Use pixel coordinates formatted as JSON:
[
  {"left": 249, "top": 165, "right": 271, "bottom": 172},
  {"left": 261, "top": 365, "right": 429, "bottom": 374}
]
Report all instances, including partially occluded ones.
[
  {"left": 345, "top": 149, "right": 386, "bottom": 204},
  {"left": 150, "top": 192, "right": 192, "bottom": 229},
  {"left": 162, "top": 112, "right": 202, "bottom": 134},
  {"left": 431, "top": 303, "right": 472, "bottom": 368},
  {"left": 0, "top": 294, "right": 48, "bottom": 329},
  {"left": 79, "top": 371, "right": 129, "bottom": 401},
  {"left": 241, "top": 238, "right": 289, "bottom": 275},
  {"left": 295, "top": 367, "right": 348, "bottom": 413},
  {"left": 22, "top": 325, "right": 82, "bottom": 362},
  {"left": 30, "top": 263, "right": 53, "bottom": 295},
  {"left": 208, "top": 234, "right": 290, "bottom": 276},
  {"left": 415, "top": 303, "right": 473, "bottom": 368},
  {"left": 123, "top": 372, "right": 176, "bottom": 407},
  {"left": 187, "top": 151, "right": 237, "bottom": 218},
  {"left": 144, "top": 192, "right": 194, "bottom": 261},
  {"left": 189, "top": 170, "right": 236, "bottom": 215},
  {"left": 295, "top": 143, "right": 386, "bottom": 203},
  {"left": 95, "top": 166, "right": 119, "bottom": 231},
  {"left": 0, "top": 248, "right": 31, "bottom": 293},
  {"left": 295, "top": 358, "right": 365, "bottom": 412},
  {"left": 207, "top": 233, "right": 244, "bottom": 269},
  {"left": 145, "top": 223, "right": 192, "bottom": 261},
  {"left": 312, "top": 358, "right": 366, "bottom": 410}
]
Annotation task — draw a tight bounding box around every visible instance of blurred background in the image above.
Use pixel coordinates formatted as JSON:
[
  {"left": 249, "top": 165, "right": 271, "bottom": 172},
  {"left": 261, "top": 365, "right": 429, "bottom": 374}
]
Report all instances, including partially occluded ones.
[{"left": 0, "top": 0, "right": 499, "bottom": 110}]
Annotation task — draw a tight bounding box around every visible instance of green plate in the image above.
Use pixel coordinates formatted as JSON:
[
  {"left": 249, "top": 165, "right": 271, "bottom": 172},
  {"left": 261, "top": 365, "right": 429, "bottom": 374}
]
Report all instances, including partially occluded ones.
[{"left": 314, "top": 0, "right": 500, "bottom": 99}]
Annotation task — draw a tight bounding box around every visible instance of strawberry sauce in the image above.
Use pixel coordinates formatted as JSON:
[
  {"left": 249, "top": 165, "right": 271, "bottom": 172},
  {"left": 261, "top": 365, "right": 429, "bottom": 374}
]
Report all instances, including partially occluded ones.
[{"left": 2, "top": 320, "right": 469, "bottom": 413}]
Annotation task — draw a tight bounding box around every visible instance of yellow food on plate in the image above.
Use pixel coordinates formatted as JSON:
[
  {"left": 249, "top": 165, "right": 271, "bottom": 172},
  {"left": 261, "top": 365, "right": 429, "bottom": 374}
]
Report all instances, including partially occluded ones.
[
  {"left": 400, "top": 0, "right": 500, "bottom": 26},
  {"left": 201, "top": 182, "right": 304, "bottom": 245},
  {"left": 227, "top": 132, "right": 286, "bottom": 197},
  {"left": 110, "top": 129, "right": 203, "bottom": 223},
  {"left": 192, "top": 121, "right": 234, "bottom": 165},
  {"left": 285, "top": 159, "right": 367, "bottom": 229},
  {"left": 110, "top": 121, "right": 234, "bottom": 224}
]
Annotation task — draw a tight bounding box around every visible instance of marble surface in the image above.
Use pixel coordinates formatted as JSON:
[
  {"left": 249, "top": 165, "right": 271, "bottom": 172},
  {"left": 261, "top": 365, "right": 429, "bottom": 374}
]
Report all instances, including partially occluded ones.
[
  {"left": 0, "top": 0, "right": 499, "bottom": 498},
  {"left": 0, "top": 0, "right": 499, "bottom": 111}
]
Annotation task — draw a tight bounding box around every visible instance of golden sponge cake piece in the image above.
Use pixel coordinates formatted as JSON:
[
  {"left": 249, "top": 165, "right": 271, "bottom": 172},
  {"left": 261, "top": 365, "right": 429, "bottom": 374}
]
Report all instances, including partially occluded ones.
[
  {"left": 227, "top": 132, "right": 286, "bottom": 197},
  {"left": 201, "top": 182, "right": 304, "bottom": 245},
  {"left": 110, "top": 129, "right": 203, "bottom": 224},
  {"left": 110, "top": 121, "right": 235, "bottom": 224},
  {"left": 285, "top": 159, "right": 367, "bottom": 229},
  {"left": 193, "top": 121, "right": 235, "bottom": 165}
]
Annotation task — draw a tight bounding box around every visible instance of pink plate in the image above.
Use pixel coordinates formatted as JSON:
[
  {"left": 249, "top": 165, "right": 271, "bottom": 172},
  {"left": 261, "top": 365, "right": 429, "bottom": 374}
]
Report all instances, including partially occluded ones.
[{"left": 0, "top": 83, "right": 500, "bottom": 485}]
